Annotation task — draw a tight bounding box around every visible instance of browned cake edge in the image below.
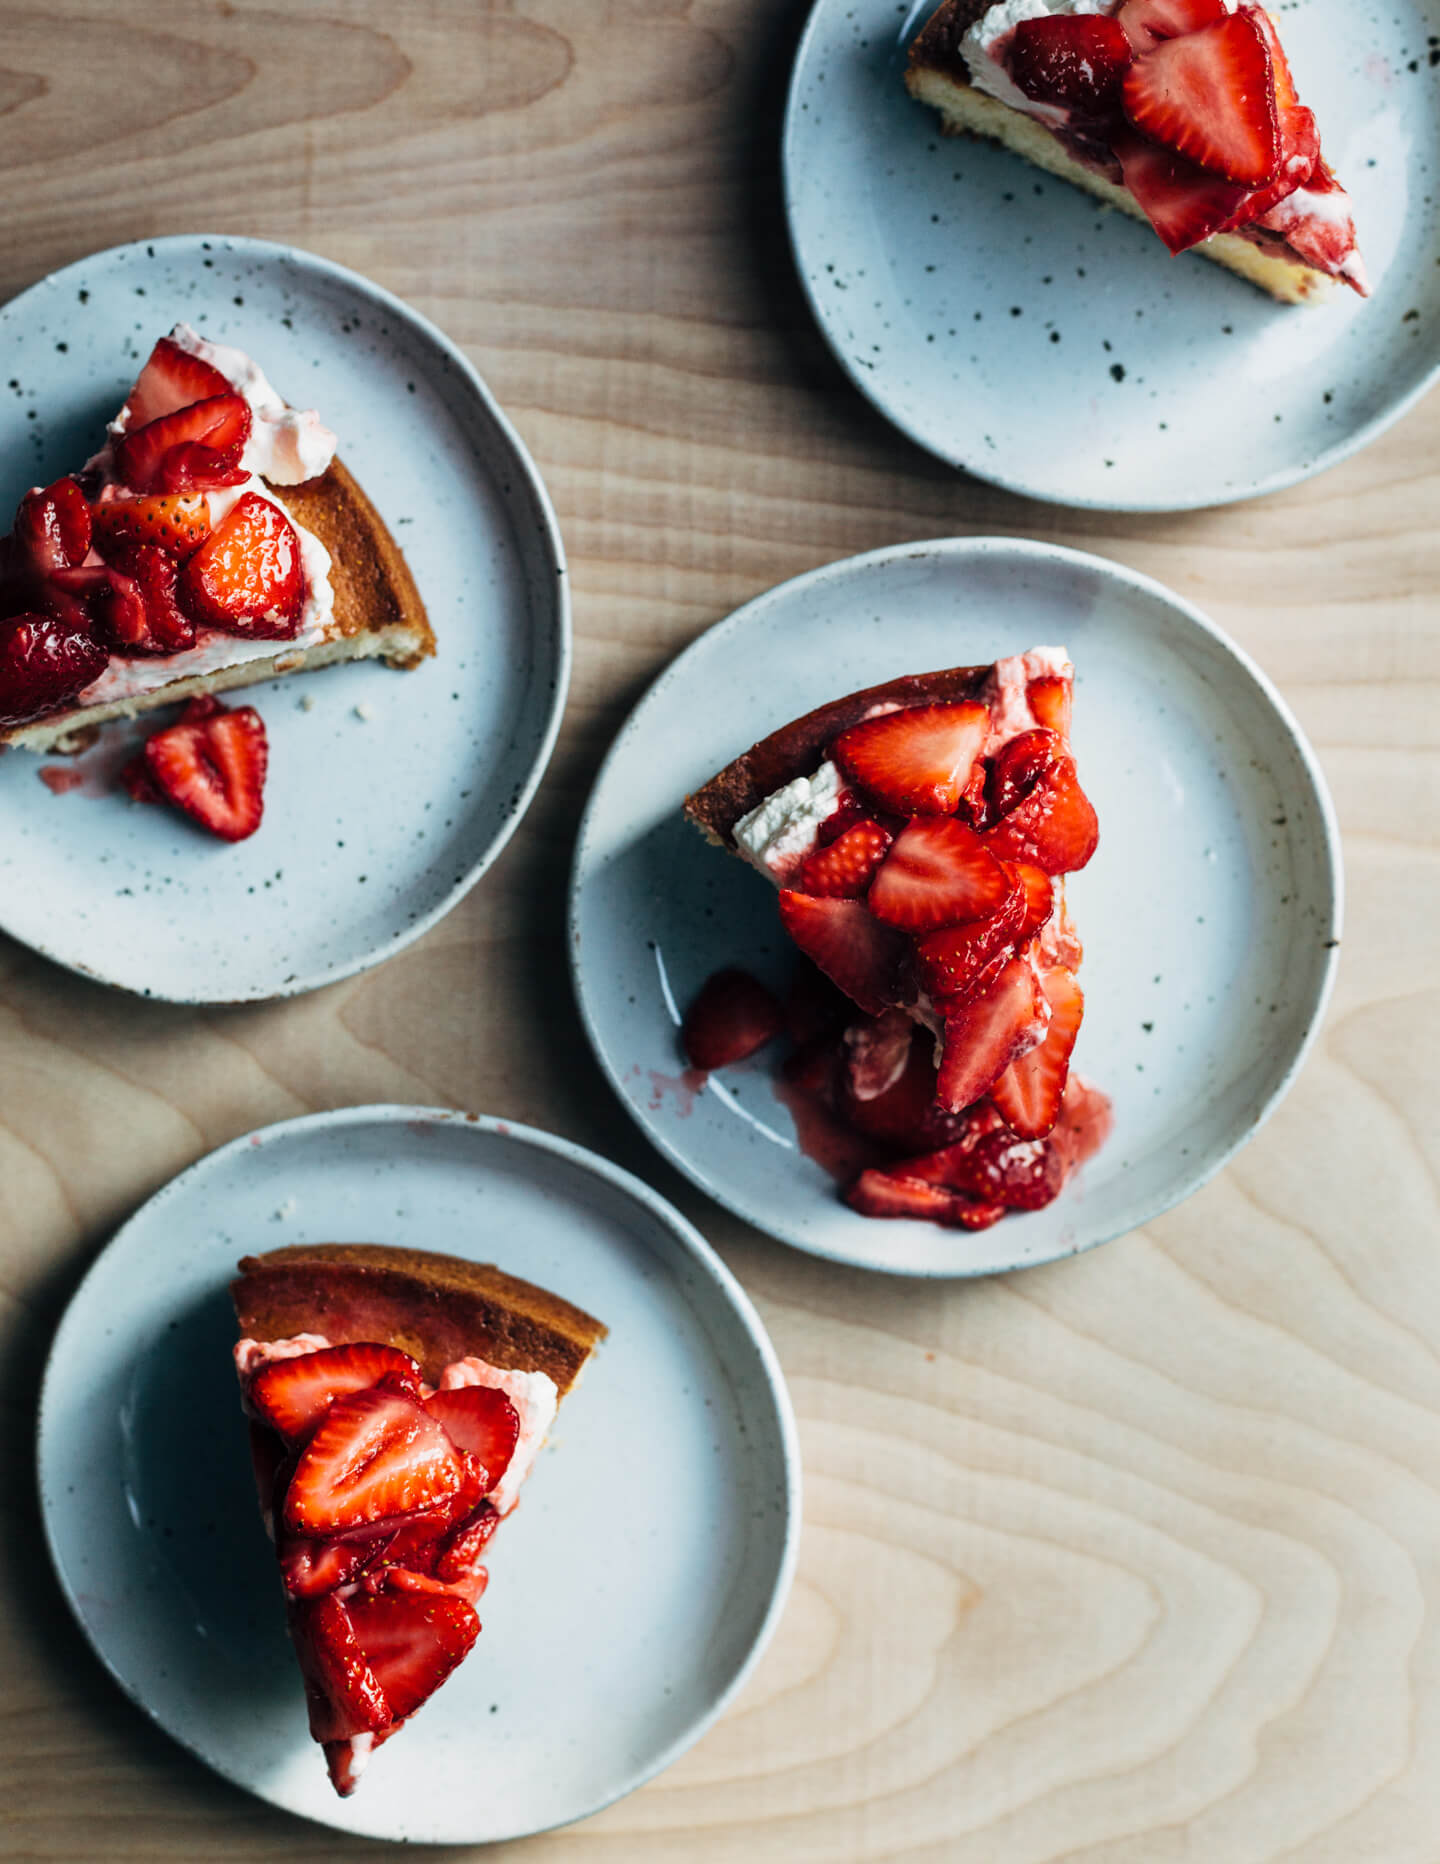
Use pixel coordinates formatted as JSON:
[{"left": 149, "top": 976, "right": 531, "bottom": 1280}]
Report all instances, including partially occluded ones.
[
  {"left": 683, "top": 663, "right": 991, "bottom": 850},
  {"left": 231, "top": 1242, "right": 607, "bottom": 1395},
  {"left": 2, "top": 456, "right": 435, "bottom": 753}
]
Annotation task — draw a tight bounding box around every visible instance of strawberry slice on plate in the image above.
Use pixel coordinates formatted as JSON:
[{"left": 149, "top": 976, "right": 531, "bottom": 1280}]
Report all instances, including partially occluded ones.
[
  {"left": 249, "top": 1343, "right": 424, "bottom": 1444},
  {"left": 778, "top": 890, "right": 907, "bottom": 1017},
  {"left": 0, "top": 613, "right": 107, "bottom": 728},
  {"left": 115, "top": 391, "right": 252, "bottom": 495},
  {"left": 796, "top": 817, "right": 892, "bottom": 897},
  {"left": 991, "top": 966, "right": 1085, "bottom": 1139},
  {"left": 1110, "top": 131, "right": 1250, "bottom": 252},
  {"left": 1121, "top": 11, "right": 1281, "bottom": 185},
  {"left": 867, "top": 816, "right": 1014, "bottom": 932},
  {"left": 845, "top": 1168, "right": 1007, "bottom": 1229},
  {"left": 682, "top": 967, "right": 784, "bottom": 1070},
  {"left": 141, "top": 697, "right": 269, "bottom": 842},
  {"left": 283, "top": 1387, "right": 465, "bottom": 1537},
  {"left": 92, "top": 492, "right": 212, "bottom": 561},
  {"left": 831, "top": 700, "right": 989, "bottom": 816},
  {"left": 983, "top": 756, "right": 1098, "bottom": 874},
  {"left": 935, "top": 955, "right": 1048, "bottom": 1113},
  {"left": 178, "top": 490, "right": 305, "bottom": 636},
  {"left": 120, "top": 334, "right": 234, "bottom": 430},
  {"left": 344, "top": 1587, "right": 480, "bottom": 1724}
]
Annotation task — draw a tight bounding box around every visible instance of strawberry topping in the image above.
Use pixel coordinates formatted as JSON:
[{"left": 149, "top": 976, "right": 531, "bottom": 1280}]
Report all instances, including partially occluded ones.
[
  {"left": 1116, "top": 0, "right": 1227, "bottom": 54},
  {"left": 913, "top": 886, "right": 1025, "bottom": 1002},
  {"left": 92, "top": 491, "right": 212, "bottom": 561},
  {"left": 867, "top": 816, "right": 1014, "bottom": 932},
  {"left": 120, "top": 335, "right": 233, "bottom": 430},
  {"left": 936, "top": 956, "right": 1048, "bottom": 1113},
  {"left": 13, "top": 479, "right": 91, "bottom": 574},
  {"left": 90, "top": 545, "right": 196, "bottom": 656},
  {"left": 250, "top": 1343, "right": 423, "bottom": 1444},
  {"left": 140, "top": 697, "right": 269, "bottom": 842},
  {"left": 178, "top": 490, "right": 305, "bottom": 637},
  {"left": 423, "top": 1386, "right": 521, "bottom": 1494},
  {"left": 831, "top": 701, "right": 989, "bottom": 816},
  {"left": 991, "top": 966, "right": 1085, "bottom": 1139},
  {"left": 1009, "top": 862, "right": 1056, "bottom": 945},
  {"left": 778, "top": 890, "right": 907, "bottom": 1017},
  {"left": 682, "top": 967, "right": 785, "bottom": 1070},
  {"left": 983, "top": 756, "right": 1098, "bottom": 873},
  {"left": 344, "top": 1588, "right": 480, "bottom": 1725},
  {"left": 796, "top": 817, "right": 893, "bottom": 897},
  {"left": 115, "top": 391, "right": 252, "bottom": 495},
  {"left": 1121, "top": 11, "right": 1281, "bottom": 186},
  {"left": 0, "top": 612, "right": 106, "bottom": 727},
  {"left": 1010, "top": 13, "right": 1133, "bottom": 117},
  {"left": 846, "top": 1168, "right": 1007, "bottom": 1229},
  {"left": 283, "top": 1387, "right": 464, "bottom": 1537},
  {"left": 290, "top": 1593, "right": 392, "bottom": 1742}
]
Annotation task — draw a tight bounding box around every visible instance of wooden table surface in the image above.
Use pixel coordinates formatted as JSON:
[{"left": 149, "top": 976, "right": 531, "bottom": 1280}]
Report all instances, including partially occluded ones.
[{"left": 2, "top": 4, "right": 1437, "bottom": 1859}]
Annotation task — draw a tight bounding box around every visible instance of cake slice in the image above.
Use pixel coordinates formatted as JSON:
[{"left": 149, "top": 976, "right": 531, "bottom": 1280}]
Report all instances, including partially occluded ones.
[
  {"left": 684, "top": 650, "right": 1109, "bottom": 1227},
  {"left": 0, "top": 325, "right": 434, "bottom": 752},
  {"left": 231, "top": 1242, "right": 605, "bottom": 1795},
  {"left": 906, "top": 0, "right": 1366, "bottom": 302}
]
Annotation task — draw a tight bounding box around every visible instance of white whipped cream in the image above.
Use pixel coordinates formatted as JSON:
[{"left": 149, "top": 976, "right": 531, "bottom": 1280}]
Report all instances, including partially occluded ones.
[
  {"left": 165, "top": 324, "right": 336, "bottom": 487},
  {"left": 732, "top": 759, "right": 854, "bottom": 882},
  {"left": 438, "top": 1357, "right": 560, "bottom": 1518},
  {"left": 981, "top": 645, "right": 1071, "bottom": 753}
]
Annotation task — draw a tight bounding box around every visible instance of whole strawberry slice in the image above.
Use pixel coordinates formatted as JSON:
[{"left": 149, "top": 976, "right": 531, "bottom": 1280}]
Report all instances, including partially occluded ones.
[
  {"left": 778, "top": 890, "right": 907, "bottom": 1017},
  {"left": 283, "top": 1387, "right": 464, "bottom": 1537},
  {"left": 936, "top": 956, "right": 1048, "bottom": 1113},
  {"left": 796, "top": 818, "right": 892, "bottom": 897},
  {"left": 914, "top": 888, "right": 1025, "bottom": 1002},
  {"left": 991, "top": 966, "right": 1084, "bottom": 1139},
  {"left": 831, "top": 701, "right": 989, "bottom": 816},
  {"left": 115, "top": 391, "right": 252, "bottom": 495},
  {"left": 1121, "top": 11, "right": 1281, "bottom": 185},
  {"left": 249, "top": 1343, "right": 424, "bottom": 1444},
  {"left": 845, "top": 1168, "right": 1006, "bottom": 1230},
  {"left": 983, "top": 756, "right": 1098, "bottom": 874},
  {"left": 12, "top": 478, "right": 91, "bottom": 574},
  {"left": 178, "top": 490, "right": 305, "bottom": 636},
  {"left": 92, "top": 492, "right": 212, "bottom": 561},
  {"left": 682, "top": 967, "right": 784, "bottom": 1071},
  {"left": 1010, "top": 13, "right": 1133, "bottom": 116},
  {"left": 344, "top": 1588, "right": 480, "bottom": 1725},
  {"left": 1111, "top": 130, "right": 1249, "bottom": 252},
  {"left": 0, "top": 613, "right": 107, "bottom": 727},
  {"left": 424, "top": 1386, "right": 521, "bottom": 1494},
  {"left": 120, "top": 334, "right": 233, "bottom": 430},
  {"left": 1026, "top": 675, "right": 1072, "bottom": 738},
  {"left": 142, "top": 698, "right": 269, "bottom": 841},
  {"left": 868, "top": 816, "right": 1014, "bottom": 932}
]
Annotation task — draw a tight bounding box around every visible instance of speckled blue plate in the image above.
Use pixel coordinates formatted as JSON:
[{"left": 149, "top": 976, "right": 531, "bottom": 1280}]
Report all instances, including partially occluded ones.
[
  {"left": 784, "top": 0, "right": 1440, "bottom": 509},
  {"left": 0, "top": 235, "right": 568, "bottom": 1001},
  {"left": 37, "top": 1106, "right": 799, "bottom": 1843},
  {"left": 569, "top": 538, "right": 1342, "bottom": 1277}
]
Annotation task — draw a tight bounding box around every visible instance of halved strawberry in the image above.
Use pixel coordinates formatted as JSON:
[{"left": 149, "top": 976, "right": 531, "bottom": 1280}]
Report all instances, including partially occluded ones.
[
  {"left": 1009, "top": 13, "right": 1133, "bottom": 116},
  {"left": 423, "top": 1386, "right": 521, "bottom": 1495},
  {"left": 120, "top": 334, "right": 233, "bottom": 430},
  {"left": 283, "top": 1387, "right": 464, "bottom": 1537},
  {"left": 344, "top": 1588, "right": 480, "bottom": 1724},
  {"left": 1026, "top": 675, "right": 1072, "bottom": 739},
  {"left": 1121, "top": 11, "right": 1281, "bottom": 185},
  {"left": 830, "top": 701, "right": 989, "bottom": 816},
  {"left": 289, "top": 1593, "right": 391, "bottom": 1742},
  {"left": 913, "top": 885, "right": 1026, "bottom": 1002},
  {"left": 0, "top": 613, "right": 106, "bottom": 728},
  {"left": 1116, "top": 0, "right": 1226, "bottom": 53},
  {"left": 797, "top": 817, "right": 892, "bottom": 897},
  {"left": 1010, "top": 862, "right": 1055, "bottom": 945},
  {"left": 682, "top": 967, "right": 784, "bottom": 1071},
  {"left": 936, "top": 957, "right": 1048, "bottom": 1113},
  {"left": 249, "top": 1342, "right": 423, "bottom": 1444},
  {"left": 982, "top": 756, "right": 1098, "bottom": 873},
  {"left": 13, "top": 478, "right": 91, "bottom": 574},
  {"left": 897, "top": 1123, "right": 1066, "bottom": 1212},
  {"left": 93, "top": 545, "right": 196, "bottom": 655},
  {"left": 115, "top": 391, "right": 252, "bottom": 494},
  {"left": 177, "top": 490, "right": 305, "bottom": 636},
  {"left": 988, "top": 728, "right": 1061, "bottom": 823},
  {"left": 778, "top": 890, "right": 906, "bottom": 1017},
  {"left": 91, "top": 492, "right": 212, "bottom": 561},
  {"left": 142, "top": 698, "right": 268, "bottom": 841},
  {"left": 845, "top": 1168, "right": 1007, "bottom": 1229},
  {"left": 1111, "top": 130, "right": 1249, "bottom": 251},
  {"left": 867, "top": 816, "right": 1014, "bottom": 933},
  {"left": 991, "top": 966, "right": 1084, "bottom": 1139}
]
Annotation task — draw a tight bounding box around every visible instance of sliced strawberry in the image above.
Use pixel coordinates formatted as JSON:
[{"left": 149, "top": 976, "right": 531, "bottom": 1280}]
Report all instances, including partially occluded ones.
[
  {"left": 0, "top": 613, "right": 106, "bottom": 728},
  {"left": 1009, "top": 13, "right": 1133, "bottom": 117},
  {"left": 424, "top": 1386, "right": 521, "bottom": 1495},
  {"left": 1009, "top": 862, "right": 1056, "bottom": 945},
  {"left": 778, "top": 890, "right": 906, "bottom": 1017},
  {"left": 913, "top": 885, "right": 1026, "bottom": 1002},
  {"left": 867, "top": 816, "right": 1014, "bottom": 933},
  {"left": 13, "top": 479, "right": 91, "bottom": 574},
  {"left": 784, "top": 955, "right": 852, "bottom": 1045},
  {"left": 797, "top": 817, "right": 892, "bottom": 897},
  {"left": 1116, "top": 0, "right": 1226, "bottom": 53},
  {"left": 991, "top": 966, "right": 1084, "bottom": 1139},
  {"left": 92, "top": 545, "right": 196, "bottom": 655},
  {"left": 178, "top": 490, "right": 304, "bottom": 637},
  {"left": 682, "top": 967, "right": 784, "bottom": 1071},
  {"left": 249, "top": 1342, "right": 423, "bottom": 1444},
  {"left": 115, "top": 391, "right": 252, "bottom": 494},
  {"left": 154, "top": 443, "right": 251, "bottom": 496},
  {"left": 344, "top": 1588, "right": 480, "bottom": 1724},
  {"left": 1122, "top": 12, "right": 1280, "bottom": 185},
  {"left": 91, "top": 492, "right": 212, "bottom": 561},
  {"left": 279, "top": 1531, "right": 391, "bottom": 1600},
  {"left": 957, "top": 756, "right": 992, "bottom": 831},
  {"left": 982, "top": 756, "right": 1098, "bottom": 874},
  {"left": 283, "top": 1387, "right": 464, "bottom": 1537},
  {"left": 289, "top": 1594, "right": 391, "bottom": 1743},
  {"left": 988, "top": 728, "right": 1061, "bottom": 823},
  {"left": 433, "top": 1500, "right": 501, "bottom": 1585},
  {"left": 1026, "top": 675, "right": 1072, "bottom": 739},
  {"left": 845, "top": 1168, "right": 1006, "bottom": 1229},
  {"left": 838, "top": 1023, "right": 967, "bottom": 1151},
  {"left": 120, "top": 334, "right": 233, "bottom": 430},
  {"left": 142, "top": 699, "right": 268, "bottom": 842},
  {"left": 830, "top": 701, "right": 989, "bottom": 817},
  {"left": 898, "top": 1124, "right": 1066, "bottom": 1212},
  {"left": 1112, "top": 129, "right": 1250, "bottom": 251},
  {"left": 936, "top": 957, "right": 1048, "bottom": 1113}
]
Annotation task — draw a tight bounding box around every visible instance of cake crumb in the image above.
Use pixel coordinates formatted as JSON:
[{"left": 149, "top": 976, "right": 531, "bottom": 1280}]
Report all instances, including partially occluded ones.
[
  {"left": 297, "top": 693, "right": 316, "bottom": 713},
  {"left": 270, "top": 1196, "right": 298, "bottom": 1222},
  {"left": 353, "top": 701, "right": 377, "bottom": 722}
]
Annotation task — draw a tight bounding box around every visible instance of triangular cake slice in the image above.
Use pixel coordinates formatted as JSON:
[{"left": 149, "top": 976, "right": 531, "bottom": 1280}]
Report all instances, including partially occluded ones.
[
  {"left": 906, "top": 0, "right": 1366, "bottom": 302},
  {"left": 685, "top": 650, "right": 1107, "bottom": 1225},
  {"left": 1, "top": 325, "right": 434, "bottom": 751},
  {"left": 231, "top": 1242, "right": 606, "bottom": 1795}
]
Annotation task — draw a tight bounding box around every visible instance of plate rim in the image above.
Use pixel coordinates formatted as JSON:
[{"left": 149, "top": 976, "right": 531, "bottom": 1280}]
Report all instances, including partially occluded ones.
[
  {"left": 568, "top": 533, "right": 1345, "bottom": 1276},
  {"left": 780, "top": 0, "right": 1440, "bottom": 513},
  {"left": 35, "top": 1102, "right": 803, "bottom": 1843},
  {"left": 0, "top": 232, "right": 572, "bottom": 1006}
]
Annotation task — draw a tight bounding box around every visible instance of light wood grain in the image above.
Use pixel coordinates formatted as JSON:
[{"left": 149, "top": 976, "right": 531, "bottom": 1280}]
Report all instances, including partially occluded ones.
[{"left": 2, "top": 2, "right": 1438, "bottom": 1859}]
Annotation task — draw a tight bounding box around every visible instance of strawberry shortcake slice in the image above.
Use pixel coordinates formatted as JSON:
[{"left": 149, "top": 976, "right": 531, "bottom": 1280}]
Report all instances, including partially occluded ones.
[{"left": 906, "top": 0, "right": 1366, "bottom": 302}]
